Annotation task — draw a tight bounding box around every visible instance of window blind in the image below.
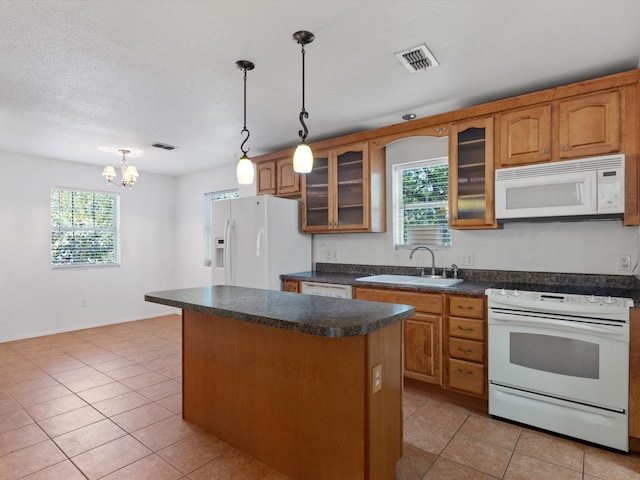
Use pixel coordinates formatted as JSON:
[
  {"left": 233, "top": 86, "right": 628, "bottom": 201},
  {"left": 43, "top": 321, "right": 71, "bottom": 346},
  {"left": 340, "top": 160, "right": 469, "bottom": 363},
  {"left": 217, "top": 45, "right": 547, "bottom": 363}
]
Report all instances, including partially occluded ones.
[
  {"left": 393, "top": 157, "right": 451, "bottom": 248},
  {"left": 51, "top": 188, "right": 120, "bottom": 267}
]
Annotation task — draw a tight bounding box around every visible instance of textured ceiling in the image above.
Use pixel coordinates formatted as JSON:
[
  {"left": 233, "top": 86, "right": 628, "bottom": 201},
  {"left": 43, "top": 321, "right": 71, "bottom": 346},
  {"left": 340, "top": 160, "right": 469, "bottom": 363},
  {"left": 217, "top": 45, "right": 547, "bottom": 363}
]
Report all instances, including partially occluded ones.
[{"left": 0, "top": 0, "right": 639, "bottom": 177}]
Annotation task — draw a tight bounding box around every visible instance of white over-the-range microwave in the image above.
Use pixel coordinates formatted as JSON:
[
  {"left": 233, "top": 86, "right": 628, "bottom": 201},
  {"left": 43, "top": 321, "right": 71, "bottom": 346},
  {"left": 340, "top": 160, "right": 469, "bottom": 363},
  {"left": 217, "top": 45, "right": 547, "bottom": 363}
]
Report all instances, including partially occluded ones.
[{"left": 495, "top": 154, "right": 625, "bottom": 222}]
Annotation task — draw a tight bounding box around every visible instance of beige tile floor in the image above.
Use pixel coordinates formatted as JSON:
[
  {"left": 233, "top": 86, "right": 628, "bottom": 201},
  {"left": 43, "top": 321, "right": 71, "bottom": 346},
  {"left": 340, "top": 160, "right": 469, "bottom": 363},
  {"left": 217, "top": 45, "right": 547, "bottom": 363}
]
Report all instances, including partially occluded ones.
[{"left": 0, "top": 314, "right": 639, "bottom": 479}]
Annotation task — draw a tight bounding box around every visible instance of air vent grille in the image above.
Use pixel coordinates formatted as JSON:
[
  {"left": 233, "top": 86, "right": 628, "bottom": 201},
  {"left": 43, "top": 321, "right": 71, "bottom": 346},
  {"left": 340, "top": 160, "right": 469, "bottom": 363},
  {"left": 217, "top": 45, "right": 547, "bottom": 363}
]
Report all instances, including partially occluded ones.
[
  {"left": 395, "top": 44, "right": 439, "bottom": 73},
  {"left": 152, "top": 142, "right": 178, "bottom": 151},
  {"left": 496, "top": 155, "right": 624, "bottom": 181}
]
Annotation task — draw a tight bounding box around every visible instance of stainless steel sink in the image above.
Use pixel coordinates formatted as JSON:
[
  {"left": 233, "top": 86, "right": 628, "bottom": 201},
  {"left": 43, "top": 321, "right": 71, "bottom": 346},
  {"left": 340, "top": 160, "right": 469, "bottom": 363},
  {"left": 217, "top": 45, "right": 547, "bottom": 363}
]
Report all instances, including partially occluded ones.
[{"left": 356, "top": 274, "right": 463, "bottom": 287}]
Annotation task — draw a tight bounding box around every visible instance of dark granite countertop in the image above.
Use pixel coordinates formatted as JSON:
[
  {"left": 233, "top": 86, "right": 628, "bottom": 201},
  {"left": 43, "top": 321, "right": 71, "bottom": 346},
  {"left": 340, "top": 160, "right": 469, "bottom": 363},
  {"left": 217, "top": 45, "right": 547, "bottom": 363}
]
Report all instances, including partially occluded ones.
[
  {"left": 145, "top": 285, "right": 415, "bottom": 338},
  {"left": 281, "top": 263, "right": 640, "bottom": 305}
]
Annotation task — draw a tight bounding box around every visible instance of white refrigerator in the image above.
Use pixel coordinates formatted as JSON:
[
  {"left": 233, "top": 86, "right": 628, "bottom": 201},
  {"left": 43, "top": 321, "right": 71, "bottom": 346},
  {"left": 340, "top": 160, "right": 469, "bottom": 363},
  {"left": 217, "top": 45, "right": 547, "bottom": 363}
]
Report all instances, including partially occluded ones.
[{"left": 211, "top": 195, "right": 311, "bottom": 290}]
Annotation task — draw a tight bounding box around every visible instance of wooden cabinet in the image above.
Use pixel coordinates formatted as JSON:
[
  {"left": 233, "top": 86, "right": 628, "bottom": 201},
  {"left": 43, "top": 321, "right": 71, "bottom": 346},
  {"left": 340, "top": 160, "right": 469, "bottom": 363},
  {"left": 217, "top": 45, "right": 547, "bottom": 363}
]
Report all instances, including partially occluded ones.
[
  {"left": 282, "top": 279, "right": 299, "bottom": 293},
  {"left": 558, "top": 90, "right": 621, "bottom": 159},
  {"left": 301, "top": 142, "right": 385, "bottom": 233},
  {"left": 354, "top": 287, "right": 443, "bottom": 386},
  {"left": 445, "top": 295, "right": 487, "bottom": 398},
  {"left": 499, "top": 104, "right": 552, "bottom": 166},
  {"left": 449, "top": 117, "right": 497, "bottom": 229},
  {"left": 498, "top": 90, "right": 622, "bottom": 168},
  {"left": 256, "top": 161, "right": 276, "bottom": 195},
  {"left": 256, "top": 158, "right": 301, "bottom": 197}
]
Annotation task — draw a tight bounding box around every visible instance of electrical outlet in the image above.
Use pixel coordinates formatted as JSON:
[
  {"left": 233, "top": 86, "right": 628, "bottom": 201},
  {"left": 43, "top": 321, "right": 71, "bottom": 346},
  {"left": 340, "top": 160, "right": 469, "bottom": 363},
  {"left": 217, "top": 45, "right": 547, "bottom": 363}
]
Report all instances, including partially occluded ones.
[
  {"left": 461, "top": 253, "right": 474, "bottom": 266},
  {"left": 80, "top": 298, "right": 87, "bottom": 307},
  {"left": 325, "top": 249, "right": 332, "bottom": 261},
  {"left": 372, "top": 364, "right": 382, "bottom": 393},
  {"left": 619, "top": 255, "right": 632, "bottom": 272},
  {"left": 331, "top": 250, "right": 337, "bottom": 261}
]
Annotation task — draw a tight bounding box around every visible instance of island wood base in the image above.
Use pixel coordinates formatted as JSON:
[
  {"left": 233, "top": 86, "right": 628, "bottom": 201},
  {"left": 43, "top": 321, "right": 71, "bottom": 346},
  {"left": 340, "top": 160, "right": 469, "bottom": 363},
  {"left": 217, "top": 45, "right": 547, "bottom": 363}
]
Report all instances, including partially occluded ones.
[{"left": 182, "top": 310, "right": 402, "bottom": 480}]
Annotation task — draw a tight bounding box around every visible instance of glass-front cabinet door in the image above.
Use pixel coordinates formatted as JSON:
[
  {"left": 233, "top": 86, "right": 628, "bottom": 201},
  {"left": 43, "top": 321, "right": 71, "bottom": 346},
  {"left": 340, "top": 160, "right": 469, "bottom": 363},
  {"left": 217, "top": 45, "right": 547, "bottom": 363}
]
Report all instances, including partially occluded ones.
[
  {"left": 302, "top": 153, "right": 330, "bottom": 230},
  {"left": 334, "top": 144, "right": 367, "bottom": 230},
  {"left": 302, "top": 142, "right": 371, "bottom": 233},
  {"left": 449, "top": 117, "right": 497, "bottom": 229}
]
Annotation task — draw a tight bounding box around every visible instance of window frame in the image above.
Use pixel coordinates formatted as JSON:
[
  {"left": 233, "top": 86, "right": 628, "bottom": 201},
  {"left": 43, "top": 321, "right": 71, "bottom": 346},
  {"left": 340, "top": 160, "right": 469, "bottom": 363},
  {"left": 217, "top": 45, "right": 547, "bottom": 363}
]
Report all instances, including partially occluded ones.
[
  {"left": 50, "top": 187, "right": 120, "bottom": 269},
  {"left": 392, "top": 156, "right": 451, "bottom": 250}
]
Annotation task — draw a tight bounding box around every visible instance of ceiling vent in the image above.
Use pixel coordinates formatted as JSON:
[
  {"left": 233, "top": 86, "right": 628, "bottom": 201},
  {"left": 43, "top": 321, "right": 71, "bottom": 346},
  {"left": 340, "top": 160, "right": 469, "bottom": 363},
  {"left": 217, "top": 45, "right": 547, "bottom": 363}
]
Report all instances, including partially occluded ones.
[
  {"left": 395, "top": 44, "right": 439, "bottom": 73},
  {"left": 152, "top": 142, "right": 178, "bottom": 151}
]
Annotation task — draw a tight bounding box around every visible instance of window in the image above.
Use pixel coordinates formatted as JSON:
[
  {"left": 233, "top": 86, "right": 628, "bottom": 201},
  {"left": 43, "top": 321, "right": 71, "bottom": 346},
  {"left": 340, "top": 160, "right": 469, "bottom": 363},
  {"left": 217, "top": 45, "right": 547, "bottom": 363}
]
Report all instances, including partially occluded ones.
[
  {"left": 51, "top": 188, "right": 120, "bottom": 267},
  {"left": 203, "top": 189, "right": 239, "bottom": 266},
  {"left": 393, "top": 157, "right": 450, "bottom": 248}
]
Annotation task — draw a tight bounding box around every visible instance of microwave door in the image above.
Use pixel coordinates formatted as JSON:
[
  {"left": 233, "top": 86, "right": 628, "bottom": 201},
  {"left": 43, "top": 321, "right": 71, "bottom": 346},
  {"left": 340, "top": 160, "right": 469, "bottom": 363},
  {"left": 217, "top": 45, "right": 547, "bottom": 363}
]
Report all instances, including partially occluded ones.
[{"left": 496, "top": 171, "right": 596, "bottom": 219}]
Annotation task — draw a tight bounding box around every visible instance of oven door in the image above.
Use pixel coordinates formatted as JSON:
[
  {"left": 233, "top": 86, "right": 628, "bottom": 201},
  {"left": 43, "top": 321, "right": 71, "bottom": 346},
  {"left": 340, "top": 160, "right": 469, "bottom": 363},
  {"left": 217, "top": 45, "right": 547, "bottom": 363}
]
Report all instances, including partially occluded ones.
[{"left": 488, "top": 312, "right": 629, "bottom": 411}]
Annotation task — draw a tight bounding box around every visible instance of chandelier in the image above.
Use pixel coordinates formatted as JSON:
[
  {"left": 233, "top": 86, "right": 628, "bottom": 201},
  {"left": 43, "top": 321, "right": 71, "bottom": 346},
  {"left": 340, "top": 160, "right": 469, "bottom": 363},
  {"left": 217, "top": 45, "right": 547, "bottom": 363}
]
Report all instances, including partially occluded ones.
[{"left": 101, "top": 149, "right": 139, "bottom": 188}]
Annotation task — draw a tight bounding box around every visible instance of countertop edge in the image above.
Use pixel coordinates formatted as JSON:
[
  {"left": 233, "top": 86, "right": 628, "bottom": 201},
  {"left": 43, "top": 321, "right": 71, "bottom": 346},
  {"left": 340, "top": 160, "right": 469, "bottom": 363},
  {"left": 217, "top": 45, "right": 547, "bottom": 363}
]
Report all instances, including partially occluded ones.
[{"left": 145, "top": 287, "right": 416, "bottom": 338}]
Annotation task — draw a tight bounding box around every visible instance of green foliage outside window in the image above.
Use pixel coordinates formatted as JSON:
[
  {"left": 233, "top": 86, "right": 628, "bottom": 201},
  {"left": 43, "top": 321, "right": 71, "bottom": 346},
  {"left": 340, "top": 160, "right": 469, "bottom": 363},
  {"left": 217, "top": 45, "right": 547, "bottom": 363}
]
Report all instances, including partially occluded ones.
[
  {"left": 51, "top": 189, "right": 119, "bottom": 267},
  {"left": 397, "top": 161, "right": 450, "bottom": 246}
]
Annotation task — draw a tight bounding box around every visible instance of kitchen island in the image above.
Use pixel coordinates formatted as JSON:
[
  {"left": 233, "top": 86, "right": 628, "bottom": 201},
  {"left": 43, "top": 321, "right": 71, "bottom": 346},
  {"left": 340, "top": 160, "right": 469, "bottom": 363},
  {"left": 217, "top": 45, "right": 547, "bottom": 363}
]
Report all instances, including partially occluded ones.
[{"left": 145, "top": 285, "right": 415, "bottom": 480}]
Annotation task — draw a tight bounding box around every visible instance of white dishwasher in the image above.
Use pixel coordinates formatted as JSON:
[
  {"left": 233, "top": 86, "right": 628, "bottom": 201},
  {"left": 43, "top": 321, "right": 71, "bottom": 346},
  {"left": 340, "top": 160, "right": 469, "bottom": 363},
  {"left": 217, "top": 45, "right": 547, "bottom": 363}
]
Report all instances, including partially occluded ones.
[{"left": 300, "top": 281, "right": 352, "bottom": 299}]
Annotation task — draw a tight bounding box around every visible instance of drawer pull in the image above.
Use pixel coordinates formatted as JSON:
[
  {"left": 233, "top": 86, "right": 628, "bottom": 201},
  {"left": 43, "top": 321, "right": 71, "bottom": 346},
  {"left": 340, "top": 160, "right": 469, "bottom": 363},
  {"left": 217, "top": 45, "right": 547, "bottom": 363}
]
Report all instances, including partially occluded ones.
[
  {"left": 457, "top": 305, "right": 474, "bottom": 310},
  {"left": 457, "top": 326, "right": 475, "bottom": 332},
  {"left": 457, "top": 368, "right": 474, "bottom": 376},
  {"left": 457, "top": 347, "right": 474, "bottom": 353}
]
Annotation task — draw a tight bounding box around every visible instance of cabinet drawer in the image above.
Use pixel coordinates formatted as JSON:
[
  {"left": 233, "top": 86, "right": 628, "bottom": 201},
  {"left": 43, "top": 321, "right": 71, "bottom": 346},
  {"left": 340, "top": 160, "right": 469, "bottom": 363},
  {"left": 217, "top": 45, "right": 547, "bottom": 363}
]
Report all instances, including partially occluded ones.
[
  {"left": 449, "top": 338, "right": 484, "bottom": 363},
  {"left": 449, "top": 317, "right": 484, "bottom": 341},
  {"left": 449, "top": 295, "right": 485, "bottom": 319},
  {"left": 355, "top": 287, "right": 442, "bottom": 314},
  {"left": 448, "top": 359, "right": 485, "bottom": 396}
]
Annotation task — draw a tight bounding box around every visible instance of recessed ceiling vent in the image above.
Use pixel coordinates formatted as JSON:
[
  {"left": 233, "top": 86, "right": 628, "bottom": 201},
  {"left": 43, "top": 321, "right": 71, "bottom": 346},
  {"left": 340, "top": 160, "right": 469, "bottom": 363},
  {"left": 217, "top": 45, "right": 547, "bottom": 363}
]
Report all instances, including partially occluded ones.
[
  {"left": 152, "top": 142, "right": 178, "bottom": 151},
  {"left": 395, "top": 44, "right": 439, "bottom": 73}
]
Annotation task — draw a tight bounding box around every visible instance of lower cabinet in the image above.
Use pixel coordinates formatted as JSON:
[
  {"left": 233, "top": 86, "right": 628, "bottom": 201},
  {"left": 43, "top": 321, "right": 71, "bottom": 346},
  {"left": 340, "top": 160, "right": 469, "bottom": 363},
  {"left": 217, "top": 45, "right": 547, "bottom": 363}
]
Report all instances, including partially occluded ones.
[
  {"left": 445, "top": 295, "right": 487, "bottom": 398},
  {"left": 354, "top": 287, "right": 487, "bottom": 399},
  {"left": 282, "top": 279, "right": 299, "bottom": 293},
  {"left": 354, "top": 287, "right": 443, "bottom": 386}
]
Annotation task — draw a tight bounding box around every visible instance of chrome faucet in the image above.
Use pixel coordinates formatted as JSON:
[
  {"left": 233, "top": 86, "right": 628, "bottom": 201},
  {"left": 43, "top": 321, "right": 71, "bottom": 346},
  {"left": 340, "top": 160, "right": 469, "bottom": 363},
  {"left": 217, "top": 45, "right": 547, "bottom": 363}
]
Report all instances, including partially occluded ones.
[{"left": 409, "top": 246, "right": 436, "bottom": 277}]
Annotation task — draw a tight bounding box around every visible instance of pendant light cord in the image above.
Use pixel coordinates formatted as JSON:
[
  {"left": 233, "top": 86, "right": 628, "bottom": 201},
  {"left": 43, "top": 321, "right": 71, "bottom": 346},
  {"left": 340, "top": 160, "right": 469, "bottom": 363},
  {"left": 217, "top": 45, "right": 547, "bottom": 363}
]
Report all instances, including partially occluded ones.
[
  {"left": 240, "top": 67, "right": 250, "bottom": 156},
  {"left": 298, "top": 43, "right": 309, "bottom": 142}
]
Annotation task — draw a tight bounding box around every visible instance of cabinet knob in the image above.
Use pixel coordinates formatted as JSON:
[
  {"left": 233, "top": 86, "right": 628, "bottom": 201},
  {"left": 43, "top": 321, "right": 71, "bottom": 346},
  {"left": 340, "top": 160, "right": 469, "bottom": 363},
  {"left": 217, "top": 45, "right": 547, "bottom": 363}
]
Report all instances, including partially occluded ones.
[
  {"left": 543, "top": 148, "right": 549, "bottom": 154},
  {"left": 561, "top": 145, "right": 568, "bottom": 151}
]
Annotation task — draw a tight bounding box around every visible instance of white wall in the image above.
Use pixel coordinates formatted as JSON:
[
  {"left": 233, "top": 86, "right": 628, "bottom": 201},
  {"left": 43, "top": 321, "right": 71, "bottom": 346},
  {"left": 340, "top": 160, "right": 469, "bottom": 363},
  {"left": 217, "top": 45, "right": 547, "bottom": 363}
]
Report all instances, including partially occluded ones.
[
  {"left": 0, "top": 151, "right": 177, "bottom": 342},
  {"left": 313, "top": 136, "right": 640, "bottom": 276},
  {"left": 173, "top": 163, "right": 255, "bottom": 289}
]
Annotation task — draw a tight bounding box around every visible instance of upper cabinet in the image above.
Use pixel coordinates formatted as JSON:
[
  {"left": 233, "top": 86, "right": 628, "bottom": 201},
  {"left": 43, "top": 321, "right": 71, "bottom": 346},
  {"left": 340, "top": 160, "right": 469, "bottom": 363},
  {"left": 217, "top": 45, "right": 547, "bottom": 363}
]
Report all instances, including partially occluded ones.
[
  {"left": 449, "top": 117, "right": 497, "bottom": 229},
  {"left": 497, "top": 90, "right": 622, "bottom": 168},
  {"left": 301, "top": 142, "right": 385, "bottom": 233},
  {"left": 558, "top": 90, "right": 621, "bottom": 159},
  {"left": 499, "top": 104, "right": 552, "bottom": 167},
  {"left": 256, "top": 157, "right": 301, "bottom": 197}
]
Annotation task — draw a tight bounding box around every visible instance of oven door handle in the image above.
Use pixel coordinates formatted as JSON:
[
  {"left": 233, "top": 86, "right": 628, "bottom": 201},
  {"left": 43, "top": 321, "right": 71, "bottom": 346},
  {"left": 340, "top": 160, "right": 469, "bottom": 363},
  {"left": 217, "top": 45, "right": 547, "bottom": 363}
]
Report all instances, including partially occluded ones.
[{"left": 490, "top": 311, "right": 626, "bottom": 335}]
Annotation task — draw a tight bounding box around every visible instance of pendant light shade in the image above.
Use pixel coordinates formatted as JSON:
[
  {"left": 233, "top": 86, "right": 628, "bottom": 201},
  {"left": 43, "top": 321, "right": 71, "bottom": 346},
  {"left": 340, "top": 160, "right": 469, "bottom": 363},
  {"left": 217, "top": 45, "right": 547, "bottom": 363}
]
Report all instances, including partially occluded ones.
[
  {"left": 293, "top": 143, "right": 313, "bottom": 173},
  {"left": 236, "top": 154, "right": 254, "bottom": 184},
  {"left": 235, "top": 60, "right": 255, "bottom": 185},
  {"left": 292, "top": 31, "right": 314, "bottom": 173}
]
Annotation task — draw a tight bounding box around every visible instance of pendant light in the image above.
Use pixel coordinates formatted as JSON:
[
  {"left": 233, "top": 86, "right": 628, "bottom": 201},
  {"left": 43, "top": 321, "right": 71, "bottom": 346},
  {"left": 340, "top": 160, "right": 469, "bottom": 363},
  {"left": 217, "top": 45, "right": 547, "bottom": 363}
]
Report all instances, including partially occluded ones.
[
  {"left": 292, "top": 30, "right": 314, "bottom": 173},
  {"left": 236, "top": 60, "right": 255, "bottom": 184}
]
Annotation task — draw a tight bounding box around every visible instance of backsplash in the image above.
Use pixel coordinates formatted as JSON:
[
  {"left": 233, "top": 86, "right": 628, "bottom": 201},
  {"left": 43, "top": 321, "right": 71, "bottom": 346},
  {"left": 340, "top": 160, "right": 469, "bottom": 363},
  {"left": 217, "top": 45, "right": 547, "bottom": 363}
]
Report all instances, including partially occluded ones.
[{"left": 315, "top": 262, "right": 640, "bottom": 292}]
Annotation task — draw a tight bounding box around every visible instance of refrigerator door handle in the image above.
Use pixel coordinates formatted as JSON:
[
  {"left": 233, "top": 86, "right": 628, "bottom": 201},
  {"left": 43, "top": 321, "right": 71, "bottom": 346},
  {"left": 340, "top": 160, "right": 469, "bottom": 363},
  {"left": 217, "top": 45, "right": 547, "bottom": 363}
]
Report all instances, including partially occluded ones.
[{"left": 256, "top": 228, "right": 264, "bottom": 257}]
